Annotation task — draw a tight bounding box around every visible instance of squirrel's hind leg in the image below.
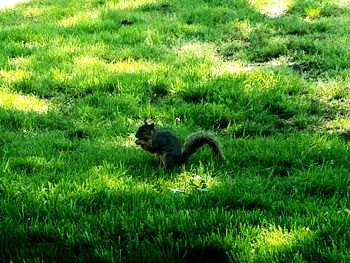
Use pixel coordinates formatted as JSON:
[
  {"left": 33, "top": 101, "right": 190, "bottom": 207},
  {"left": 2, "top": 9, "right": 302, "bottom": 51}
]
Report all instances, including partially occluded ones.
[
  {"left": 155, "top": 153, "right": 162, "bottom": 165},
  {"left": 162, "top": 152, "right": 181, "bottom": 169}
]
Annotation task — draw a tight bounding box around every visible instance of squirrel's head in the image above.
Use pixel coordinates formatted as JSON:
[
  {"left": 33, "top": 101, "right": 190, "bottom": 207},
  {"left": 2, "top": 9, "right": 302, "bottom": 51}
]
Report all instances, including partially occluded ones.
[{"left": 135, "top": 122, "right": 155, "bottom": 140}]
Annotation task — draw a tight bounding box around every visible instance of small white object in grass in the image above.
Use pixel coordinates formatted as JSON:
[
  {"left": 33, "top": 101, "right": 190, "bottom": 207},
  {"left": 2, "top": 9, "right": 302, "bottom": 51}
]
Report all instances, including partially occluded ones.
[
  {"left": 168, "top": 188, "right": 186, "bottom": 194},
  {"left": 194, "top": 175, "right": 203, "bottom": 180}
]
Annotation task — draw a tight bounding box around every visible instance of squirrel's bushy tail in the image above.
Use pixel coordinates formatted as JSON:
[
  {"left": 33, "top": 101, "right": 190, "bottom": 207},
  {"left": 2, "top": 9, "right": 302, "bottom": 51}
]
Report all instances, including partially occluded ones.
[{"left": 180, "top": 132, "right": 225, "bottom": 164}]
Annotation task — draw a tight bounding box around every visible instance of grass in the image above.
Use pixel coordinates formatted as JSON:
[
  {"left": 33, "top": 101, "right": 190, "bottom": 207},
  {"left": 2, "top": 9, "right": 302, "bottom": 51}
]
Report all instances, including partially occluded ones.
[{"left": 1, "top": 0, "right": 350, "bottom": 262}]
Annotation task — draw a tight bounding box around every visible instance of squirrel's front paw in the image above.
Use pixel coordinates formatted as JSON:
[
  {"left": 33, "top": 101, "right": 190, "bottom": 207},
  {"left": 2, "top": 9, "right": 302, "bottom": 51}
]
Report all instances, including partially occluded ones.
[{"left": 135, "top": 139, "right": 144, "bottom": 145}]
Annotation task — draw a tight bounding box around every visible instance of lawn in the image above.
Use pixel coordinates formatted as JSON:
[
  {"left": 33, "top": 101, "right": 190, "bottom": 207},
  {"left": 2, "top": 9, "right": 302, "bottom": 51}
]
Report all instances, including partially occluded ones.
[{"left": 1, "top": 0, "right": 350, "bottom": 262}]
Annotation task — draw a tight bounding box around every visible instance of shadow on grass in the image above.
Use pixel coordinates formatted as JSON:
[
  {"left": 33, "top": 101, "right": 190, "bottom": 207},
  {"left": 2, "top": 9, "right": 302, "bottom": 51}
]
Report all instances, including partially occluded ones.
[{"left": 0, "top": 178, "right": 334, "bottom": 263}]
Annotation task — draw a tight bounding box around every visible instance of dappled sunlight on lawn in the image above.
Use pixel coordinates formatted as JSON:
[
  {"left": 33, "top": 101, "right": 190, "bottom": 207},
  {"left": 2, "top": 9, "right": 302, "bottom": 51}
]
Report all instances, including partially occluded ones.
[
  {"left": 175, "top": 42, "right": 218, "bottom": 61},
  {"left": 111, "top": 59, "right": 166, "bottom": 74},
  {"left": 0, "top": 89, "right": 48, "bottom": 113},
  {"left": 87, "top": 165, "right": 136, "bottom": 191},
  {"left": 250, "top": 225, "right": 317, "bottom": 259},
  {"left": 250, "top": 0, "right": 350, "bottom": 18},
  {"left": 49, "top": 55, "right": 167, "bottom": 92},
  {"left": 8, "top": 56, "right": 35, "bottom": 69},
  {"left": 105, "top": 0, "right": 156, "bottom": 11},
  {"left": 95, "top": 134, "right": 138, "bottom": 150},
  {"left": 337, "top": 0, "right": 350, "bottom": 8},
  {"left": 58, "top": 10, "right": 100, "bottom": 28},
  {"left": 72, "top": 55, "right": 165, "bottom": 74},
  {"left": 1, "top": 0, "right": 350, "bottom": 261},
  {"left": 213, "top": 56, "right": 294, "bottom": 76},
  {"left": 249, "top": 0, "right": 293, "bottom": 18},
  {"left": 117, "top": 134, "right": 139, "bottom": 148},
  {"left": 0, "top": 69, "right": 28, "bottom": 83},
  {"left": 0, "top": 0, "right": 29, "bottom": 9},
  {"left": 170, "top": 169, "right": 219, "bottom": 193}
]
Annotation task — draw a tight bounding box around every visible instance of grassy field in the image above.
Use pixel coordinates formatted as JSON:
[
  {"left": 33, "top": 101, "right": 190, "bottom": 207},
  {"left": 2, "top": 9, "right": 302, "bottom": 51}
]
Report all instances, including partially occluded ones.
[{"left": 1, "top": 0, "right": 350, "bottom": 262}]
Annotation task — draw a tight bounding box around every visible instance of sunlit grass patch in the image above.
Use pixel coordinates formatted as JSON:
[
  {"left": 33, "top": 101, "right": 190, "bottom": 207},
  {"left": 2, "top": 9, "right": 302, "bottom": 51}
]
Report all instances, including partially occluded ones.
[
  {"left": 0, "top": 69, "right": 28, "bottom": 84},
  {"left": 105, "top": 0, "right": 158, "bottom": 11},
  {"left": 0, "top": 0, "right": 29, "bottom": 9},
  {"left": 95, "top": 133, "right": 138, "bottom": 149},
  {"left": 71, "top": 55, "right": 165, "bottom": 75},
  {"left": 250, "top": 225, "right": 317, "bottom": 259},
  {"left": 159, "top": 167, "right": 220, "bottom": 194},
  {"left": 249, "top": 0, "right": 294, "bottom": 18},
  {"left": 111, "top": 60, "right": 168, "bottom": 74},
  {"left": 73, "top": 55, "right": 109, "bottom": 71},
  {"left": 212, "top": 56, "right": 294, "bottom": 76},
  {"left": 337, "top": 0, "right": 350, "bottom": 8},
  {"left": 58, "top": 10, "right": 100, "bottom": 28},
  {"left": 176, "top": 42, "right": 218, "bottom": 61},
  {"left": 305, "top": 6, "right": 321, "bottom": 20},
  {"left": 0, "top": 89, "right": 48, "bottom": 113},
  {"left": 313, "top": 78, "right": 350, "bottom": 99},
  {"left": 7, "top": 56, "right": 33, "bottom": 69},
  {"left": 229, "top": 20, "right": 255, "bottom": 40},
  {"left": 47, "top": 56, "right": 169, "bottom": 96},
  {"left": 84, "top": 165, "right": 137, "bottom": 191},
  {"left": 325, "top": 118, "right": 350, "bottom": 132},
  {"left": 172, "top": 42, "right": 221, "bottom": 79},
  {"left": 21, "top": 5, "right": 48, "bottom": 19}
]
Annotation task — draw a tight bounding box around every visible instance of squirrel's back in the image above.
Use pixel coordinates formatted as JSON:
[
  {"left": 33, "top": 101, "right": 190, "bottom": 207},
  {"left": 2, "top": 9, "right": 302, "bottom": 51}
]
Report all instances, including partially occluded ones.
[{"left": 153, "top": 130, "right": 181, "bottom": 153}]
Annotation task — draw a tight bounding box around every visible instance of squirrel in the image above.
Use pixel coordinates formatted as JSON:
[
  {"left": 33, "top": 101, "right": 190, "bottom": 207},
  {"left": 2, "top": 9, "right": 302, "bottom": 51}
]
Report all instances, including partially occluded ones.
[{"left": 135, "top": 122, "right": 225, "bottom": 169}]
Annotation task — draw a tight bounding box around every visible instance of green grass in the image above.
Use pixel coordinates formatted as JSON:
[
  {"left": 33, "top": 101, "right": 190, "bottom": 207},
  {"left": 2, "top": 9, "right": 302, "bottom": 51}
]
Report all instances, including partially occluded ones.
[{"left": 1, "top": 0, "right": 350, "bottom": 262}]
